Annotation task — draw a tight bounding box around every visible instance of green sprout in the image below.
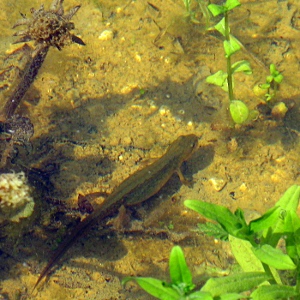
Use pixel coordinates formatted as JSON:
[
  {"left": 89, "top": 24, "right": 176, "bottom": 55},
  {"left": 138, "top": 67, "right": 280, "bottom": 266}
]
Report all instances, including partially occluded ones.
[
  {"left": 123, "top": 245, "right": 271, "bottom": 299},
  {"left": 258, "top": 64, "right": 284, "bottom": 102},
  {"left": 182, "top": 0, "right": 211, "bottom": 26},
  {"left": 167, "top": 221, "right": 174, "bottom": 230},
  {"left": 206, "top": 0, "right": 253, "bottom": 124},
  {"left": 123, "top": 245, "right": 197, "bottom": 299},
  {"left": 195, "top": 0, "right": 211, "bottom": 28},
  {"left": 253, "top": 64, "right": 287, "bottom": 118},
  {"left": 182, "top": 0, "right": 193, "bottom": 18}
]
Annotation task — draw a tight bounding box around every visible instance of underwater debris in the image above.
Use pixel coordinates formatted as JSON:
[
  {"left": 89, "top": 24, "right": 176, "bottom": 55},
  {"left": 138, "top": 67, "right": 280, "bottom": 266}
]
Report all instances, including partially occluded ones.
[
  {"left": 2, "top": 47, "right": 49, "bottom": 120},
  {"left": 2, "top": 0, "right": 85, "bottom": 120},
  {"left": 0, "top": 0, "right": 85, "bottom": 168},
  {"left": 13, "top": 0, "right": 85, "bottom": 52},
  {"left": 0, "top": 171, "right": 34, "bottom": 223},
  {"left": 0, "top": 115, "right": 34, "bottom": 168}
]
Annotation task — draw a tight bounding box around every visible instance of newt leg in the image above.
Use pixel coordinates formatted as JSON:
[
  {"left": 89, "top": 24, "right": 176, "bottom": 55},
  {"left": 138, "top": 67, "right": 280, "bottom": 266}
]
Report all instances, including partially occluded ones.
[{"left": 176, "top": 169, "right": 193, "bottom": 187}]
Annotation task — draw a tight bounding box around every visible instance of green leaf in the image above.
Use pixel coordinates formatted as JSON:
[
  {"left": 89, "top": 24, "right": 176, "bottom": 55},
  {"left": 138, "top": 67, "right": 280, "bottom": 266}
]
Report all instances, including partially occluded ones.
[
  {"left": 276, "top": 185, "right": 300, "bottom": 211},
  {"left": 234, "top": 208, "right": 248, "bottom": 228},
  {"left": 269, "top": 64, "right": 283, "bottom": 83},
  {"left": 207, "top": 0, "right": 240, "bottom": 16},
  {"left": 274, "top": 73, "right": 283, "bottom": 84},
  {"left": 206, "top": 70, "right": 228, "bottom": 88},
  {"left": 218, "top": 294, "right": 246, "bottom": 300},
  {"left": 259, "top": 83, "right": 270, "bottom": 90},
  {"left": 207, "top": 4, "right": 225, "bottom": 17},
  {"left": 266, "top": 75, "right": 273, "bottom": 84},
  {"left": 230, "top": 236, "right": 283, "bottom": 284},
  {"left": 201, "top": 272, "right": 270, "bottom": 296},
  {"left": 184, "top": 200, "right": 244, "bottom": 237},
  {"left": 252, "top": 244, "right": 297, "bottom": 270},
  {"left": 269, "top": 63, "right": 276, "bottom": 74},
  {"left": 224, "top": 0, "right": 241, "bottom": 11},
  {"left": 224, "top": 35, "right": 241, "bottom": 57},
  {"left": 169, "top": 246, "right": 195, "bottom": 293},
  {"left": 197, "top": 222, "right": 229, "bottom": 240},
  {"left": 229, "top": 236, "right": 264, "bottom": 272},
  {"left": 214, "top": 17, "right": 226, "bottom": 36},
  {"left": 249, "top": 206, "right": 281, "bottom": 233},
  {"left": 229, "top": 100, "right": 249, "bottom": 124},
  {"left": 185, "top": 291, "right": 213, "bottom": 299},
  {"left": 266, "top": 185, "right": 300, "bottom": 246},
  {"left": 183, "top": 0, "right": 191, "bottom": 10},
  {"left": 284, "top": 210, "right": 300, "bottom": 259},
  {"left": 122, "top": 277, "right": 180, "bottom": 300},
  {"left": 231, "top": 60, "right": 252, "bottom": 75},
  {"left": 251, "top": 284, "right": 298, "bottom": 300}
]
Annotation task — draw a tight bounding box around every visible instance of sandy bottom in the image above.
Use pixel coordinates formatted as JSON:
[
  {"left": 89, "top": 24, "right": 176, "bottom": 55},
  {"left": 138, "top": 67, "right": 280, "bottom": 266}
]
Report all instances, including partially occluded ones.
[{"left": 1, "top": 0, "right": 300, "bottom": 299}]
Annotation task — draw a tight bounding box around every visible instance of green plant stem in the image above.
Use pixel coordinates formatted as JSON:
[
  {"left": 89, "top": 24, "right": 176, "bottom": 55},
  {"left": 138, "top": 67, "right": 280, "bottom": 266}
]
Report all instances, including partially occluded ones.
[
  {"left": 273, "top": 81, "right": 278, "bottom": 98},
  {"left": 197, "top": 0, "right": 211, "bottom": 28},
  {"left": 224, "top": 11, "right": 234, "bottom": 102},
  {"left": 262, "top": 262, "right": 281, "bottom": 285},
  {"left": 184, "top": 0, "right": 192, "bottom": 15},
  {"left": 295, "top": 265, "right": 300, "bottom": 297}
]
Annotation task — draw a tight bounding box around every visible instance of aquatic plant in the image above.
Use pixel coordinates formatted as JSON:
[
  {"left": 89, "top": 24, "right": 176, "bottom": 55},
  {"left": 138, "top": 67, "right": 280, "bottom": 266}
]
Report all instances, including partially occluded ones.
[
  {"left": 206, "top": 0, "right": 253, "bottom": 124},
  {"left": 254, "top": 64, "right": 287, "bottom": 119},
  {"left": 123, "top": 186, "right": 300, "bottom": 298},
  {"left": 256, "top": 64, "right": 284, "bottom": 102},
  {"left": 123, "top": 245, "right": 270, "bottom": 299},
  {"left": 182, "top": 0, "right": 211, "bottom": 26},
  {"left": 184, "top": 185, "right": 300, "bottom": 299}
]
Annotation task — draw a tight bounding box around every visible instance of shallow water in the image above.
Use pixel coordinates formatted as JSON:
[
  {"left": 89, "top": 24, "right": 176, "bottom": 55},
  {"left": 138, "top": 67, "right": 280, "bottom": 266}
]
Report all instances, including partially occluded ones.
[{"left": 0, "top": 0, "right": 300, "bottom": 299}]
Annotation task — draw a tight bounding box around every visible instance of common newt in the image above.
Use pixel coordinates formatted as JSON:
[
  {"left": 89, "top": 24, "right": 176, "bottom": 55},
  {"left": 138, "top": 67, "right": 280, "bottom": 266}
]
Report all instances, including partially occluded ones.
[{"left": 33, "top": 134, "right": 198, "bottom": 290}]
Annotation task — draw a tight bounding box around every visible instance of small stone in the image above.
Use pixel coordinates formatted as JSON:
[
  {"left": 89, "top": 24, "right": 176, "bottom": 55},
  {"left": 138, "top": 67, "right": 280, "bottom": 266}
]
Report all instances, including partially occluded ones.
[
  {"left": 159, "top": 105, "right": 170, "bottom": 116},
  {"left": 147, "top": 100, "right": 157, "bottom": 110},
  {"left": 239, "top": 183, "right": 247, "bottom": 192},
  {"left": 134, "top": 53, "right": 142, "bottom": 62},
  {"left": 98, "top": 29, "right": 114, "bottom": 41},
  {"left": 271, "top": 102, "right": 288, "bottom": 119},
  {"left": 120, "top": 82, "right": 138, "bottom": 94},
  {"left": 209, "top": 177, "right": 227, "bottom": 192},
  {"left": 122, "top": 136, "right": 132, "bottom": 146},
  {"left": 253, "top": 84, "right": 266, "bottom": 98},
  {"left": 227, "top": 137, "right": 238, "bottom": 152}
]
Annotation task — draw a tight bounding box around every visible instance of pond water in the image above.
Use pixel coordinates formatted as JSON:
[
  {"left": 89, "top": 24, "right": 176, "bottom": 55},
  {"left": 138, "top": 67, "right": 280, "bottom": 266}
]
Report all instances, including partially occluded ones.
[{"left": 0, "top": 0, "right": 300, "bottom": 299}]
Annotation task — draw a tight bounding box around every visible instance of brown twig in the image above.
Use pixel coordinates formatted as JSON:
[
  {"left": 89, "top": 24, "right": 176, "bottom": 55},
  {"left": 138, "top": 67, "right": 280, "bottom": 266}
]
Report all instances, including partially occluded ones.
[{"left": 2, "top": 46, "right": 49, "bottom": 120}]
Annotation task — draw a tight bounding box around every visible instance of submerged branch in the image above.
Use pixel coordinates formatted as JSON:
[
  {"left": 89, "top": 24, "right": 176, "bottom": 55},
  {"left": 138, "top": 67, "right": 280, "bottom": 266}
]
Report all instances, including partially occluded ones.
[{"left": 2, "top": 46, "right": 49, "bottom": 121}]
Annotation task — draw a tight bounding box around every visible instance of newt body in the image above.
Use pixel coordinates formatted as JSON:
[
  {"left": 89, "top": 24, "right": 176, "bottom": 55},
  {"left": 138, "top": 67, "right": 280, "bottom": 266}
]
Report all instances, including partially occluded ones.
[{"left": 34, "top": 134, "right": 198, "bottom": 290}]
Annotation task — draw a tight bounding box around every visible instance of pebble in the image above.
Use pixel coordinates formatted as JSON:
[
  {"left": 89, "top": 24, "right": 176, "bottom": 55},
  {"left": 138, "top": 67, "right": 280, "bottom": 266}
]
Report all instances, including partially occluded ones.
[
  {"left": 209, "top": 177, "right": 227, "bottom": 192},
  {"left": 98, "top": 29, "right": 114, "bottom": 41},
  {"left": 159, "top": 105, "right": 170, "bottom": 116}
]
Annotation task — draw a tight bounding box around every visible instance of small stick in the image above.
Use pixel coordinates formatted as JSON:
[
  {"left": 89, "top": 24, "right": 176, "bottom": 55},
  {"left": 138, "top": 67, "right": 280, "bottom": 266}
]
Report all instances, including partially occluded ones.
[{"left": 2, "top": 46, "right": 49, "bottom": 120}]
